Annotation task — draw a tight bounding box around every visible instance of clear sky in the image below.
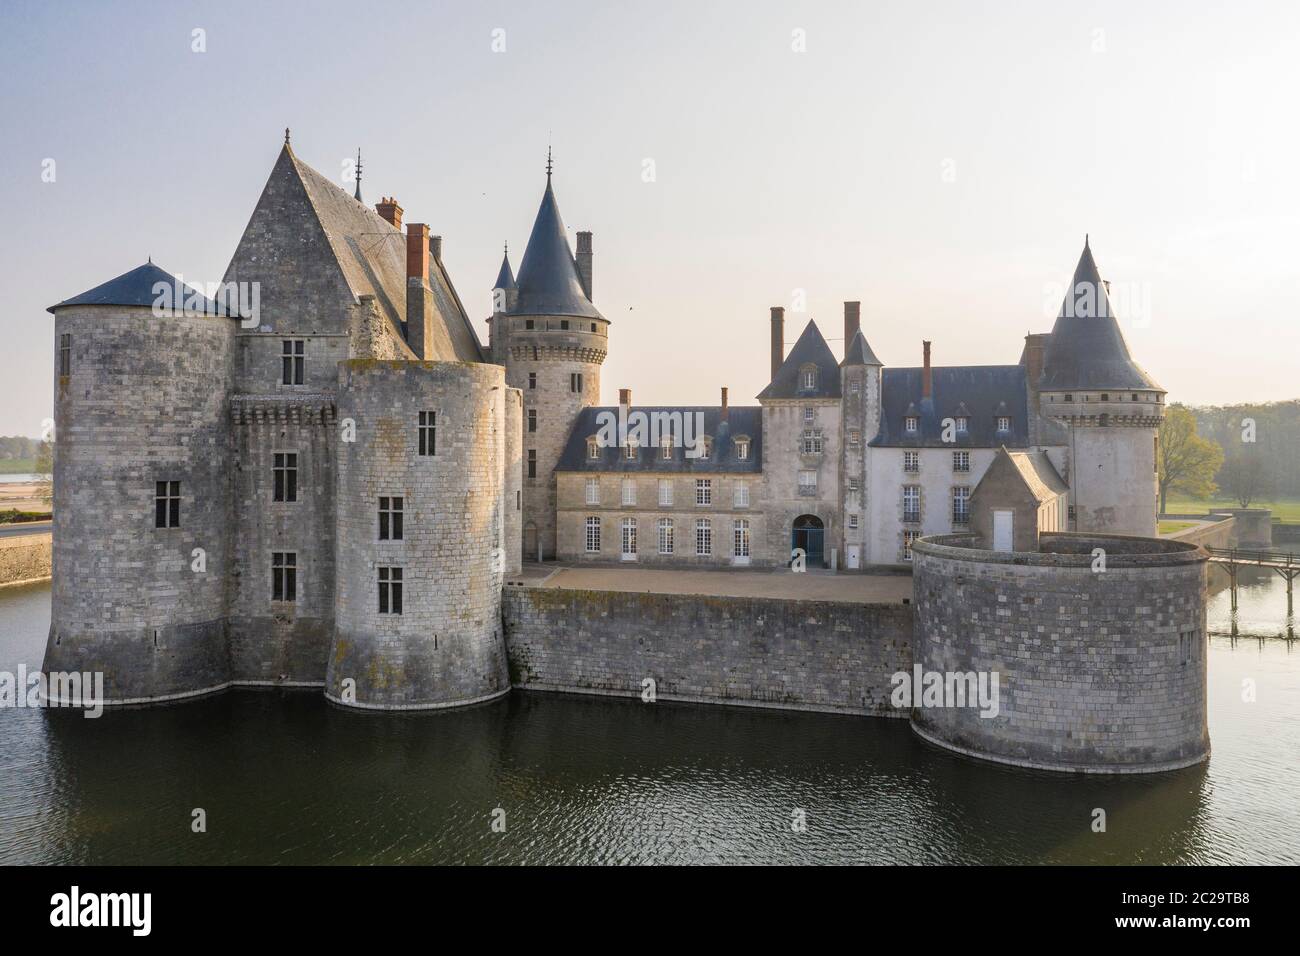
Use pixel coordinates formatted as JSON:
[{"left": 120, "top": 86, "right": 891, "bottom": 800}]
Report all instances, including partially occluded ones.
[{"left": 2, "top": 0, "right": 1297, "bottom": 437}]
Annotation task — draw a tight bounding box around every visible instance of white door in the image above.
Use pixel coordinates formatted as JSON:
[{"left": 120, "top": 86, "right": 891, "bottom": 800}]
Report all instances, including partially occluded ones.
[
  {"left": 846, "top": 545, "right": 860, "bottom": 569},
  {"left": 621, "top": 519, "right": 637, "bottom": 561},
  {"left": 992, "top": 510, "right": 1014, "bottom": 552}
]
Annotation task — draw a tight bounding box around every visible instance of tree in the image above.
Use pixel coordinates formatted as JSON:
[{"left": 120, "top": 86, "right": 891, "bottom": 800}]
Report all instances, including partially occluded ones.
[
  {"left": 1157, "top": 405, "right": 1223, "bottom": 514},
  {"left": 1218, "top": 447, "right": 1271, "bottom": 508},
  {"left": 33, "top": 440, "right": 53, "bottom": 504}
]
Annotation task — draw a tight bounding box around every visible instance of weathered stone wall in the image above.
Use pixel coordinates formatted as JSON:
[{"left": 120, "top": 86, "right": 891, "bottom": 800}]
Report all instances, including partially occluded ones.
[
  {"left": 503, "top": 587, "right": 913, "bottom": 716},
  {"left": 327, "top": 361, "right": 510, "bottom": 708},
  {"left": 1162, "top": 514, "right": 1235, "bottom": 550},
  {"left": 44, "top": 305, "right": 236, "bottom": 703},
  {"left": 1068, "top": 426, "right": 1159, "bottom": 536},
  {"left": 759, "top": 400, "right": 841, "bottom": 566},
  {"left": 0, "top": 532, "right": 52, "bottom": 586},
  {"left": 504, "top": 387, "right": 523, "bottom": 574},
  {"left": 911, "top": 533, "right": 1209, "bottom": 773}
]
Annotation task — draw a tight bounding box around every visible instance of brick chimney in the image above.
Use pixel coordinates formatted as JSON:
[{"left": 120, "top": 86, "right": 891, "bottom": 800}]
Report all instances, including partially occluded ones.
[
  {"left": 406, "top": 223, "right": 433, "bottom": 359},
  {"left": 618, "top": 388, "right": 632, "bottom": 411},
  {"left": 576, "top": 231, "right": 593, "bottom": 301},
  {"left": 844, "top": 301, "right": 860, "bottom": 348},
  {"left": 720, "top": 386, "right": 729, "bottom": 420},
  {"left": 770, "top": 307, "right": 785, "bottom": 380},
  {"left": 376, "top": 196, "right": 403, "bottom": 231},
  {"left": 922, "top": 340, "right": 932, "bottom": 399}
]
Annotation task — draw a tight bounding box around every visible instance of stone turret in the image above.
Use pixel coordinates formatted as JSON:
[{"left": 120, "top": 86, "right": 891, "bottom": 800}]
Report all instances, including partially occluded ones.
[
  {"left": 839, "top": 306, "right": 883, "bottom": 569},
  {"left": 1038, "top": 239, "right": 1165, "bottom": 535},
  {"left": 489, "top": 161, "right": 608, "bottom": 560}
]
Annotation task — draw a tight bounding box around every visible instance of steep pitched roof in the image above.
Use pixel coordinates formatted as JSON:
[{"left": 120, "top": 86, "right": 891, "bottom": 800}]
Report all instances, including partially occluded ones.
[
  {"left": 974, "top": 447, "right": 1067, "bottom": 505},
  {"left": 757, "top": 319, "right": 842, "bottom": 400},
  {"left": 224, "top": 145, "right": 483, "bottom": 362},
  {"left": 493, "top": 247, "right": 517, "bottom": 290},
  {"left": 556, "top": 406, "right": 762, "bottom": 473},
  {"left": 512, "top": 177, "right": 602, "bottom": 319},
  {"left": 48, "top": 261, "right": 237, "bottom": 316},
  {"left": 870, "top": 365, "right": 1029, "bottom": 447},
  {"left": 840, "top": 328, "right": 883, "bottom": 367},
  {"left": 1039, "top": 239, "right": 1160, "bottom": 392}
]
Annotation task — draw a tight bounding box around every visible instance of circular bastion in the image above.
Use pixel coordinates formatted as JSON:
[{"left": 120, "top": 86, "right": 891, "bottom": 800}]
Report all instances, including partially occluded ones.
[{"left": 910, "top": 532, "right": 1209, "bottom": 773}]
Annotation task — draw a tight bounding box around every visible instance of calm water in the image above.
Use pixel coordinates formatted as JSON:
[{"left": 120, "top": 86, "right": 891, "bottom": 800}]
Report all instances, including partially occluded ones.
[{"left": 1, "top": 563, "right": 1298, "bottom": 865}]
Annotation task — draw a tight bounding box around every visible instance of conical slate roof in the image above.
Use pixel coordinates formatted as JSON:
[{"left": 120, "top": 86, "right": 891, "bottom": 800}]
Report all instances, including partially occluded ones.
[
  {"left": 512, "top": 177, "right": 601, "bottom": 319},
  {"left": 841, "top": 327, "right": 883, "bottom": 367},
  {"left": 1039, "top": 240, "right": 1161, "bottom": 391},
  {"left": 757, "top": 319, "right": 842, "bottom": 399},
  {"left": 493, "top": 247, "right": 517, "bottom": 290},
  {"left": 48, "top": 261, "right": 235, "bottom": 315}
]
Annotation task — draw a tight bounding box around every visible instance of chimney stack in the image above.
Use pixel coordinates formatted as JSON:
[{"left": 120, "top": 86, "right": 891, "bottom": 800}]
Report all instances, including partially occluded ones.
[
  {"left": 406, "top": 223, "right": 430, "bottom": 279},
  {"left": 619, "top": 388, "right": 631, "bottom": 410},
  {"left": 576, "top": 231, "right": 593, "bottom": 301},
  {"left": 844, "top": 301, "right": 861, "bottom": 349},
  {"left": 720, "top": 386, "right": 729, "bottom": 420},
  {"left": 376, "top": 196, "right": 403, "bottom": 231},
  {"left": 406, "top": 224, "right": 433, "bottom": 359},
  {"left": 770, "top": 307, "right": 785, "bottom": 380},
  {"left": 922, "top": 341, "right": 932, "bottom": 399},
  {"left": 430, "top": 235, "right": 442, "bottom": 261}
]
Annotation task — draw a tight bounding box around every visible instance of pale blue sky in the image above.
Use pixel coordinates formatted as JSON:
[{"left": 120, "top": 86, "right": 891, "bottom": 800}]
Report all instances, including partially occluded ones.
[{"left": 2, "top": 0, "right": 1297, "bottom": 436}]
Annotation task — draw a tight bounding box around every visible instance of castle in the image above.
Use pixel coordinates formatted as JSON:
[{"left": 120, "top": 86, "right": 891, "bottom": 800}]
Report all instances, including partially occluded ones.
[{"left": 41, "top": 138, "right": 1199, "bottom": 770}]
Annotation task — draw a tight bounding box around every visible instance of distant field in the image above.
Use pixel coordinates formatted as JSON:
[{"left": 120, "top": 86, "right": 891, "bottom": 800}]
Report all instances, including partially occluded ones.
[
  {"left": 0, "top": 458, "right": 35, "bottom": 474},
  {"left": 1165, "top": 495, "right": 1300, "bottom": 524}
]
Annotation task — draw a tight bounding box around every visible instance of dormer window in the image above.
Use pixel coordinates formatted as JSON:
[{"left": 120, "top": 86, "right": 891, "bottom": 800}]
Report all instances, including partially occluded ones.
[
  {"left": 996, "top": 416, "right": 1010, "bottom": 432},
  {"left": 699, "top": 437, "right": 713, "bottom": 460},
  {"left": 955, "top": 416, "right": 968, "bottom": 434},
  {"left": 735, "top": 437, "right": 750, "bottom": 461},
  {"left": 800, "top": 365, "right": 818, "bottom": 391},
  {"left": 587, "top": 438, "right": 600, "bottom": 460},
  {"left": 624, "top": 440, "right": 638, "bottom": 461},
  {"left": 904, "top": 416, "right": 918, "bottom": 433},
  {"left": 660, "top": 436, "right": 673, "bottom": 461}
]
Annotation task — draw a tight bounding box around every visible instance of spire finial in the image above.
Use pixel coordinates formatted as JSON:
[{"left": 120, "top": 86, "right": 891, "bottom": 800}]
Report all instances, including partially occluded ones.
[
  {"left": 354, "top": 148, "right": 363, "bottom": 202},
  {"left": 1085, "top": 232, "right": 1090, "bottom": 248},
  {"left": 284, "top": 127, "right": 290, "bottom": 145}
]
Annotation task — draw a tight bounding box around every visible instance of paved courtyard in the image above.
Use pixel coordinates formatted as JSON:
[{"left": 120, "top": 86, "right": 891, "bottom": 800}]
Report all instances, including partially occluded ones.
[{"left": 517, "top": 564, "right": 913, "bottom": 604}]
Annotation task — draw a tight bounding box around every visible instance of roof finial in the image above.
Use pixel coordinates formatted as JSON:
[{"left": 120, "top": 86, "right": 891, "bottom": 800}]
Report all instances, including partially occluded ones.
[
  {"left": 1085, "top": 232, "right": 1090, "bottom": 248},
  {"left": 354, "top": 148, "right": 363, "bottom": 202},
  {"left": 546, "top": 144, "right": 553, "bottom": 181},
  {"left": 284, "top": 127, "right": 290, "bottom": 145}
]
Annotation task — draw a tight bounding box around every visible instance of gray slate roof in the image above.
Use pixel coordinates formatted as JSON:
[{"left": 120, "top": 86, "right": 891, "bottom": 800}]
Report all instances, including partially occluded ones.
[
  {"left": 511, "top": 178, "right": 602, "bottom": 319},
  {"left": 757, "top": 319, "right": 842, "bottom": 400},
  {"left": 1039, "top": 240, "right": 1161, "bottom": 391},
  {"left": 493, "top": 248, "right": 517, "bottom": 290},
  {"left": 870, "top": 365, "right": 1029, "bottom": 448},
  {"left": 48, "top": 261, "right": 237, "bottom": 316},
  {"left": 557, "top": 406, "right": 762, "bottom": 473},
  {"left": 841, "top": 328, "right": 883, "bottom": 367}
]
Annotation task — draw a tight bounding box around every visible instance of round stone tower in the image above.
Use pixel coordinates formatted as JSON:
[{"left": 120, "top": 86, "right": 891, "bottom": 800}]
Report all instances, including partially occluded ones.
[
  {"left": 43, "top": 264, "right": 237, "bottom": 703},
  {"left": 1039, "top": 239, "right": 1165, "bottom": 536},
  {"left": 326, "top": 360, "right": 510, "bottom": 709},
  {"left": 488, "top": 166, "right": 608, "bottom": 560}
]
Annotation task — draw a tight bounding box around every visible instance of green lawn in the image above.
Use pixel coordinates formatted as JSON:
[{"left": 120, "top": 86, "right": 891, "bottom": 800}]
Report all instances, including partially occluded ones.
[
  {"left": 0, "top": 458, "right": 36, "bottom": 474},
  {"left": 1158, "top": 521, "right": 1196, "bottom": 535},
  {"left": 1164, "top": 495, "right": 1300, "bottom": 523}
]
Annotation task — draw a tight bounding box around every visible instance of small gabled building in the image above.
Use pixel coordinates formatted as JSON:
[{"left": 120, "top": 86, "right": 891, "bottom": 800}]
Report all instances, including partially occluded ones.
[{"left": 969, "top": 446, "right": 1069, "bottom": 551}]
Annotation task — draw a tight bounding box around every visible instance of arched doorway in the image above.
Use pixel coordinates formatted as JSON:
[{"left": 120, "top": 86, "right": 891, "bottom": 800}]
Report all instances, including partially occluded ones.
[{"left": 791, "top": 514, "right": 824, "bottom": 568}]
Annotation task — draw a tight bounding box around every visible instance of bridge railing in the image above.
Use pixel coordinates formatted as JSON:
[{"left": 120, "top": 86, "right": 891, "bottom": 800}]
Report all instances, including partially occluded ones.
[{"left": 1208, "top": 548, "right": 1300, "bottom": 568}]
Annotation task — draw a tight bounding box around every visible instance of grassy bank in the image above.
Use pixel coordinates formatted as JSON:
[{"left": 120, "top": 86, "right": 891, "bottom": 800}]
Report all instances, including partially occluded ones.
[
  {"left": 1164, "top": 495, "right": 1300, "bottom": 523},
  {"left": 0, "top": 459, "right": 35, "bottom": 474}
]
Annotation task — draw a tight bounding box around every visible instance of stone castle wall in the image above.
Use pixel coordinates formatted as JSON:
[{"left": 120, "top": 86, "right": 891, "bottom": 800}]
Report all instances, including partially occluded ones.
[
  {"left": 502, "top": 586, "right": 913, "bottom": 716},
  {"left": 910, "top": 532, "right": 1209, "bottom": 773},
  {"left": 326, "top": 360, "right": 513, "bottom": 709}
]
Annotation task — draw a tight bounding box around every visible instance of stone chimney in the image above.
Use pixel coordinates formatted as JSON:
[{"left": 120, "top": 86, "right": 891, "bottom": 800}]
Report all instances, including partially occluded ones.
[
  {"left": 406, "top": 223, "right": 433, "bottom": 359},
  {"left": 430, "top": 235, "right": 442, "bottom": 261},
  {"left": 720, "top": 386, "right": 729, "bottom": 420},
  {"left": 576, "top": 231, "right": 593, "bottom": 301},
  {"left": 844, "top": 301, "right": 860, "bottom": 349},
  {"left": 376, "top": 196, "right": 403, "bottom": 231},
  {"left": 770, "top": 307, "right": 785, "bottom": 381},
  {"left": 618, "top": 388, "right": 631, "bottom": 412},
  {"left": 922, "top": 341, "right": 932, "bottom": 400}
]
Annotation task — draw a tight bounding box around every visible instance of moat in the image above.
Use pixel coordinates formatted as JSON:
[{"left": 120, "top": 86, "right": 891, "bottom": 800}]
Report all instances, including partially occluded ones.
[{"left": 1, "top": 566, "right": 1298, "bottom": 865}]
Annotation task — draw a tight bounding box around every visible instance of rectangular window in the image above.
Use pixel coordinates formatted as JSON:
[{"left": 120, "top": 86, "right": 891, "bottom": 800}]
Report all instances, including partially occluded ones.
[
  {"left": 903, "top": 485, "right": 921, "bottom": 523},
  {"left": 524, "top": 319, "right": 535, "bottom": 330},
  {"left": 379, "top": 496, "right": 404, "bottom": 540},
  {"left": 587, "top": 438, "right": 600, "bottom": 460},
  {"left": 418, "top": 411, "right": 436, "bottom": 456},
  {"left": 560, "top": 320, "right": 570, "bottom": 330},
  {"left": 803, "top": 406, "right": 815, "bottom": 423},
  {"left": 621, "top": 478, "right": 636, "bottom": 506},
  {"left": 903, "top": 451, "right": 919, "bottom": 473},
  {"left": 953, "top": 451, "right": 970, "bottom": 473},
  {"left": 658, "top": 479, "right": 673, "bottom": 507},
  {"left": 623, "top": 441, "right": 638, "bottom": 461},
  {"left": 997, "top": 416, "right": 1010, "bottom": 432},
  {"left": 620, "top": 518, "right": 637, "bottom": 559},
  {"left": 378, "top": 566, "right": 403, "bottom": 615},
  {"left": 155, "top": 480, "right": 180, "bottom": 528},
  {"left": 848, "top": 477, "right": 860, "bottom": 493},
  {"left": 657, "top": 518, "right": 674, "bottom": 554},
  {"left": 570, "top": 373, "right": 583, "bottom": 393},
  {"left": 59, "top": 333, "right": 71, "bottom": 375},
  {"left": 735, "top": 438, "right": 750, "bottom": 461},
  {"left": 696, "top": 519, "right": 712, "bottom": 556},
  {"left": 848, "top": 430, "right": 860, "bottom": 448},
  {"left": 801, "top": 429, "right": 823, "bottom": 454},
  {"left": 585, "top": 477, "right": 600, "bottom": 505},
  {"left": 273, "top": 452, "right": 298, "bottom": 502},
  {"left": 955, "top": 416, "right": 968, "bottom": 434},
  {"left": 695, "top": 479, "right": 712, "bottom": 506},
  {"left": 527, "top": 450, "right": 537, "bottom": 479},
  {"left": 528, "top": 372, "right": 537, "bottom": 389},
  {"left": 798, "top": 470, "right": 817, "bottom": 495},
  {"left": 848, "top": 513, "right": 859, "bottom": 530},
  {"left": 733, "top": 481, "right": 749, "bottom": 508},
  {"left": 952, "top": 486, "right": 970, "bottom": 525},
  {"left": 903, "top": 531, "right": 919, "bottom": 561},
  {"left": 733, "top": 519, "right": 750, "bottom": 558},
  {"left": 527, "top": 409, "right": 537, "bottom": 433},
  {"left": 904, "top": 416, "right": 918, "bottom": 433},
  {"left": 272, "top": 551, "right": 297, "bottom": 602},
  {"left": 585, "top": 516, "right": 601, "bottom": 553},
  {"left": 281, "top": 339, "right": 304, "bottom": 385}
]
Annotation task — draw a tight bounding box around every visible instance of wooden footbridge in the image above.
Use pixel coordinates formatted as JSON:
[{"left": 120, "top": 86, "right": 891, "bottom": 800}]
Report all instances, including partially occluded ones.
[{"left": 1207, "top": 548, "right": 1300, "bottom": 637}]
